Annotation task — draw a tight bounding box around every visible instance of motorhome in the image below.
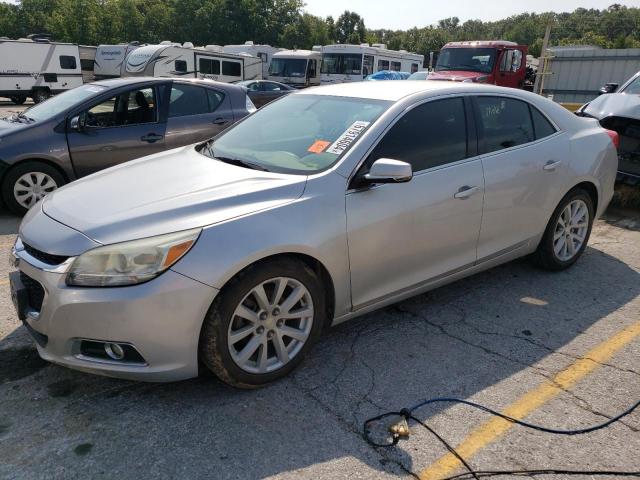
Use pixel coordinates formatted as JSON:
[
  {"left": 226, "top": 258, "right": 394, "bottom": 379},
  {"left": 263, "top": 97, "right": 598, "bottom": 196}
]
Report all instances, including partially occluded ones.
[
  {"left": 223, "top": 41, "right": 281, "bottom": 79},
  {"left": 267, "top": 49, "right": 322, "bottom": 88},
  {"left": 122, "top": 42, "right": 262, "bottom": 82},
  {"left": 0, "top": 36, "right": 82, "bottom": 104},
  {"left": 94, "top": 43, "right": 140, "bottom": 79},
  {"left": 320, "top": 44, "right": 424, "bottom": 84}
]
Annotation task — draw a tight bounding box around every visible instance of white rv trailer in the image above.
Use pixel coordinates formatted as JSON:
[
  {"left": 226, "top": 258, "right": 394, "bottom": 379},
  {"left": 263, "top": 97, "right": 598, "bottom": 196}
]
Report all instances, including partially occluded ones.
[
  {"left": 0, "top": 37, "right": 82, "bottom": 104},
  {"left": 267, "top": 49, "right": 322, "bottom": 88},
  {"left": 94, "top": 43, "right": 141, "bottom": 79},
  {"left": 122, "top": 42, "right": 262, "bottom": 82},
  {"left": 223, "top": 41, "right": 281, "bottom": 79},
  {"left": 320, "top": 43, "right": 424, "bottom": 84}
]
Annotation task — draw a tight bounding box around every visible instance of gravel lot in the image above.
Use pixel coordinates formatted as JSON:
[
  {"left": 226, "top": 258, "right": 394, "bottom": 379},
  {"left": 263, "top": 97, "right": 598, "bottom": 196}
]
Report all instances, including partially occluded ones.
[{"left": 0, "top": 204, "right": 638, "bottom": 479}]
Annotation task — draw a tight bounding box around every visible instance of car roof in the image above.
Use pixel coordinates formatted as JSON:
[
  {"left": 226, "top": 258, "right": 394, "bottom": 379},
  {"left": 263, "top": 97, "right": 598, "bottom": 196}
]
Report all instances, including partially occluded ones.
[
  {"left": 297, "top": 80, "right": 524, "bottom": 102},
  {"left": 92, "top": 76, "right": 241, "bottom": 91}
]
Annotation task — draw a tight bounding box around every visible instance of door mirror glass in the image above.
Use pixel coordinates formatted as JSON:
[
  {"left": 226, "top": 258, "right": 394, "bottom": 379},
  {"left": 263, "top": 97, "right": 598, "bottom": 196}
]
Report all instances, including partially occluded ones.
[
  {"left": 599, "top": 83, "right": 618, "bottom": 95},
  {"left": 364, "top": 158, "right": 413, "bottom": 184},
  {"left": 70, "top": 112, "right": 87, "bottom": 131}
]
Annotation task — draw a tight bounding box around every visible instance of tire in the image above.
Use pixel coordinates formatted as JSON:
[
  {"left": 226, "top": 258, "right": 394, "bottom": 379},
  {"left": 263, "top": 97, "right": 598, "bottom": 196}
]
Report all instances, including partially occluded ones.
[
  {"left": 1, "top": 162, "right": 66, "bottom": 215},
  {"left": 31, "top": 89, "right": 50, "bottom": 104},
  {"left": 9, "top": 95, "right": 26, "bottom": 105},
  {"left": 532, "top": 188, "right": 594, "bottom": 271},
  {"left": 200, "top": 258, "right": 326, "bottom": 388}
]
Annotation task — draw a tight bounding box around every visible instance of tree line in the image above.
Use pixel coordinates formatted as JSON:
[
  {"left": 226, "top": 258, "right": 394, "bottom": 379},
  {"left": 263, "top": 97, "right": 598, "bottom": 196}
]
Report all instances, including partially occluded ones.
[{"left": 1, "top": 1, "right": 639, "bottom": 58}]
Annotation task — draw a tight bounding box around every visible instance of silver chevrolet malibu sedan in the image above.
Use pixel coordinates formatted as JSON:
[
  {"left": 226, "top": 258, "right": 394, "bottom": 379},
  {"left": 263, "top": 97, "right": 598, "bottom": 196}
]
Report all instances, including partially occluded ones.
[{"left": 10, "top": 82, "right": 618, "bottom": 387}]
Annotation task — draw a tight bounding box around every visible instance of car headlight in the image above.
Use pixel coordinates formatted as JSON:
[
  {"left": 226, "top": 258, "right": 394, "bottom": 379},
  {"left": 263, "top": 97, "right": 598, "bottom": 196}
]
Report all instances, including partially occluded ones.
[{"left": 66, "top": 228, "right": 201, "bottom": 287}]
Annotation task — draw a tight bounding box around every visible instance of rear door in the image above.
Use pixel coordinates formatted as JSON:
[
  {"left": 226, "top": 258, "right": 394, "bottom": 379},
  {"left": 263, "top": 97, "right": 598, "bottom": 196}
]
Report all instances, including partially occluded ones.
[
  {"left": 164, "top": 82, "right": 234, "bottom": 148},
  {"left": 474, "top": 95, "right": 569, "bottom": 259},
  {"left": 66, "top": 84, "right": 166, "bottom": 177}
]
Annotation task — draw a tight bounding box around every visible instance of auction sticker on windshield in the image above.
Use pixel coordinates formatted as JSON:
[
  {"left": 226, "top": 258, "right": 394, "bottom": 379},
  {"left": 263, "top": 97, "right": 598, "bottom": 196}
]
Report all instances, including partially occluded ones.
[
  {"left": 326, "top": 121, "right": 370, "bottom": 155},
  {"left": 308, "top": 140, "right": 331, "bottom": 154}
]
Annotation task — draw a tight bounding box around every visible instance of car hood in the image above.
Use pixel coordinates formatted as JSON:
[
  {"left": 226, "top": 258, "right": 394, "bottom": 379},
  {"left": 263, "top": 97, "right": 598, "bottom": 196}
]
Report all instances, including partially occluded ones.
[
  {"left": 583, "top": 93, "right": 640, "bottom": 120},
  {"left": 0, "top": 117, "right": 30, "bottom": 136},
  {"left": 428, "top": 70, "right": 486, "bottom": 82},
  {"left": 42, "top": 145, "right": 307, "bottom": 245}
]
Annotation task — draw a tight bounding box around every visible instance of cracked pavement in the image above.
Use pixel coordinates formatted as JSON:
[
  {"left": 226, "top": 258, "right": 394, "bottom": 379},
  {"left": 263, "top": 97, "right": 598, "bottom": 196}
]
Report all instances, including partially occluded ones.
[{"left": 0, "top": 207, "right": 639, "bottom": 480}]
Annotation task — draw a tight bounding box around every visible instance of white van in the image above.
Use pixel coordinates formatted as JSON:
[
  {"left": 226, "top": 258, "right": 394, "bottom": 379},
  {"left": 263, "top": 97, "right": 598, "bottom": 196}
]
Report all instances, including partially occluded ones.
[
  {"left": 122, "top": 42, "right": 262, "bottom": 83},
  {"left": 0, "top": 37, "right": 82, "bottom": 104},
  {"left": 267, "top": 49, "right": 321, "bottom": 88},
  {"left": 320, "top": 44, "right": 424, "bottom": 84},
  {"left": 95, "top": 43, "right": 141, "bottom": 79},
  {"left": 223, "top": 41, "right": 281, "bottom": 79}
]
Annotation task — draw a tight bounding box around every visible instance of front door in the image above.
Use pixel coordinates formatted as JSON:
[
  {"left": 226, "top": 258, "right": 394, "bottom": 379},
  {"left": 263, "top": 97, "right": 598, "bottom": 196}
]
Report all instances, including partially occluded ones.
[
  {"left": 473, "top": 95, "right": 569, "bottom": 259},
  {"left": 165, "top": 82, "right": 235, "bottom": 148},
  {"left": 346, "top": 97, "right": 484, "bottom": 308},
  {"left": 67, "top": 85, "right": 166, "bottom": 178},
  {"left": 496, "top": 48, "right": 526, "bottom": 88}
]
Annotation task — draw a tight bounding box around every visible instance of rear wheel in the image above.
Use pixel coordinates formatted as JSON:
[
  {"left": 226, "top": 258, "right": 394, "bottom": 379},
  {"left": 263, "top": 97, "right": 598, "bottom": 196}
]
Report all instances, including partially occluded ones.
[
  {"left": 9, "top": 95, "right": 27, "bottom": 105},
  {"left": 1, "top": 162, "right": 66, "bottom": 215},
  {"left": 31, "top": 89, "right": 50, "bottom": 104},
  {"left": 199, "top": 259, "right": 325, "bottom": 388},
  {"left": 532, "top": 188, "right": 594, "bottom": 271}
]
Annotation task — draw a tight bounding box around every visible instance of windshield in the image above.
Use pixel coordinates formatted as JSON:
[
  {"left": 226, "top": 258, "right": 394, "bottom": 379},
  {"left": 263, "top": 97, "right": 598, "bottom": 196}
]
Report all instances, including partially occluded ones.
[
  {"left": 321, "top": 54, "right": 363, "bottom": 75},
  {"left": 621, "top": 74, "right": 640, "bottom": 94},
  {"left": 23, "top": 84, "right": 107, "bottom": 122},
  {"left": 269, "top": 58, "right": 307, "bottom": 77},
  {"left": 408, "top": 71, "right": 429, "bottom": 80},
  {"left": 201, "top": 94, "right": 390, "bottom": 174},
  {"left": 435, "top": 48, "right": 496, "bottom": 74}
]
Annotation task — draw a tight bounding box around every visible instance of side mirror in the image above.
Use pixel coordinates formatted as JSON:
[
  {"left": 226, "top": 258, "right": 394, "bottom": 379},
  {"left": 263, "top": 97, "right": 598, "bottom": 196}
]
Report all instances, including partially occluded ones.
[
  {"left": 598, "top": 83, "right": 619, "bottom": 95},
  {"left": 363, "top": 158, "right": 413, "bottom": 185},
  {"left": 70, "top": 112, "right": 87, "bottom": 131}
]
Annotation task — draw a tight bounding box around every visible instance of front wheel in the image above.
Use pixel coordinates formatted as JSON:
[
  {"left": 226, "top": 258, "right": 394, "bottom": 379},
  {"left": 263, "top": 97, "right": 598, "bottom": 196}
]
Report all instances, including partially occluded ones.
[
  {"left": 532, "top": 188, "right": 594, "bottom": 271},
  {"left": 9, "top": 95, "right": 26, "bottom": 105},
  {"left": 199, "top": 259, "right": 325, "bottom": 388},
  {"left": 31, "top": 89, "right": 50, "bottom": 104},
  {"left": 1, "top": 162, "right": 66, "bottom": 215}
]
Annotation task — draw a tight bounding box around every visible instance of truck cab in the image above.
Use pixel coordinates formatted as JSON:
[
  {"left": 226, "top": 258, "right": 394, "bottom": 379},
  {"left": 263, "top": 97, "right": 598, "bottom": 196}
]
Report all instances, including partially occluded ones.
[{"left": 428, "top": 41, "right": 528, "bottom": 89}]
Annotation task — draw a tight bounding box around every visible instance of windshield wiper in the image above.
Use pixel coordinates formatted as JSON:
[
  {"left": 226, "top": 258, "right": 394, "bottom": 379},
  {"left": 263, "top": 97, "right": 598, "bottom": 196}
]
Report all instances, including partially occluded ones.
[
  {"left": 215, "top": 156, "right": 270, "bottom": 172},
  {"left": 17, "top": 112, "right": 36, "bottom": 123}
]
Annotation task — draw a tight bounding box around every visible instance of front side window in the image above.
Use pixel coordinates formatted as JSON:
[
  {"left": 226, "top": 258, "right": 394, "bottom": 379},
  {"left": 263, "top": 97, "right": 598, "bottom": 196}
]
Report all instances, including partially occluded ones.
[
  {"left": 202, "top": 95, "right": 390, "bottom": 174},
  {"left": 476, "top": 96, "right": 534, "bottom": 153},
  {"left": 368, "top": 97, "right": 467, "bottom": 172},
  {"left": 199, "top": 58, "right": 220, "bottom": 75},
  {"left": 321, "top": 54, "right": 362, "bottom": 75},
  {"left": 169, "top": 84, "right": 208, "bottom": 117},
  {"left": 436, "top": 48, "right": 497, "bottom": 74},
  {"left": 621, "top": 74, "right": 640, "bottom": 94},
  {"left": 222, "top": 61, "right": 241, "bottom": 77},
  {"left": 60, "top": 55, "right": 77, "bottom": 69},
  {"left": 85, "top": 87, "right": 156, "bottom": 128}
]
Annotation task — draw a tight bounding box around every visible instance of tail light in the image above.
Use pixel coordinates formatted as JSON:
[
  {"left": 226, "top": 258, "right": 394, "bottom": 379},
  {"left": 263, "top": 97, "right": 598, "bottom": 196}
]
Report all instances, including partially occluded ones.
[{"left": 606, "top": 129, "right": 619, "bottom": 149}]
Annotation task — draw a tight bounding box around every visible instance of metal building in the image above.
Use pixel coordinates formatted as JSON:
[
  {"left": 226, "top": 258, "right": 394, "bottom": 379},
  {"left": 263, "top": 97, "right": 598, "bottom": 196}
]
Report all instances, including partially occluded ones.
[{"left": 540, "top": 46, "right": 640, "bottom": 104}]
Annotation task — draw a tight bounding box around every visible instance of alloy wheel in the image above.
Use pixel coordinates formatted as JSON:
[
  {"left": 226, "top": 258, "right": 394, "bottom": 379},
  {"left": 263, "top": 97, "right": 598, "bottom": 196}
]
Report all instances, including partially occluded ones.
[
  {"left": 553, "top": 199, "right": 589, "bottom": 262},
  {"left": 227, "top": 277, "right": 314, "bottom": 374},
  {"left": 13, "top": 172, "right": 59, "bottom": 209}
]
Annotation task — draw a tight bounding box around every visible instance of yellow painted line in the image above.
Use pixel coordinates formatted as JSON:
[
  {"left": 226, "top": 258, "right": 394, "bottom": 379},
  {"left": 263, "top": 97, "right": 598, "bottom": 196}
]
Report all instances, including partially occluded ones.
[{"left": 419, "top": 321, "right": 640, "bottom": 480}]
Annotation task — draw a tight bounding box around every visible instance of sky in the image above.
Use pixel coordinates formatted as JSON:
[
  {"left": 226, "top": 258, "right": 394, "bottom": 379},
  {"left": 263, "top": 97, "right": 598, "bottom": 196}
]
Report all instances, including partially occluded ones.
[{"left": 302, "top": 0, "right": 640, "bottom": 30}]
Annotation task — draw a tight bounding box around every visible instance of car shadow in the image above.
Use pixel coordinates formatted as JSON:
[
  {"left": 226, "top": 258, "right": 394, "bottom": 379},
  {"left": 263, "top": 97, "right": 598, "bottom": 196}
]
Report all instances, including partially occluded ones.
[{"left": 0, "top": 244, "right": 638, "bottom": 478}]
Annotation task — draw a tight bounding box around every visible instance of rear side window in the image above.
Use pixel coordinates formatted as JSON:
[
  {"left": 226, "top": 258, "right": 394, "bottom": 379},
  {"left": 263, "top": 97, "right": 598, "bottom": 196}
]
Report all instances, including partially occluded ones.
[
  {"left": 169, "top": 84, "right": 209, "bottom": 117},
  {"left": 530, "top": 106, "right": 557, "bottom": 140},
  {"left": 207, "top": 89, "right": 224, "bottom": 112},
  {"left": 60, "top": 55, "right": 77, "bottom": 69},
  {"left": 369, "top": 97, "right": 467, "bottom": 172},
  {"left": 222, "top": 61, "right": 241, "bottom": 77},
  {"left": 476, "top": 97, "right": 534, "bottom": 153}
]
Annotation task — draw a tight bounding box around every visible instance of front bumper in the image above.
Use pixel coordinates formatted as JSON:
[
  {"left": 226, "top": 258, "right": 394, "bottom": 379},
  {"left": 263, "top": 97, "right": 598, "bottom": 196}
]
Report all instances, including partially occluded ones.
[{"left": 11, "top": 242, "right": 218, "bottom": 382}]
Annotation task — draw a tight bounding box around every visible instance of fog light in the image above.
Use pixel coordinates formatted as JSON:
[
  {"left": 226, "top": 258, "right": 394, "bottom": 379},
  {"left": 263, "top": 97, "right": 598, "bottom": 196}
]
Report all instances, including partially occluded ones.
[{"left": 105, "top": 343, "right": 125, "bottom": 360}]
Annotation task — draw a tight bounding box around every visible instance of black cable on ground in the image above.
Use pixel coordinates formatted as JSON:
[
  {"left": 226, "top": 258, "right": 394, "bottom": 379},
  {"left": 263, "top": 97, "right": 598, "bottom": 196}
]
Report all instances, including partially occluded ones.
[{"left": 362, "top": 397, "right": 640, "bottom": 480}]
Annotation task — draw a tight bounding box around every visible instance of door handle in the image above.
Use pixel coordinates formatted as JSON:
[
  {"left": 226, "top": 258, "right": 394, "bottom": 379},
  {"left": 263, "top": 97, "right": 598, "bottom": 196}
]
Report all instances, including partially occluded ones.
[
  {"left": 454, "top": 185, "right": 480, "bottom": 199},
  {"left": 141, "top": 133, "right": 164, "bottom": 143},
  {"left": 212, "top": 117, "right": 230, "bottom": 125},
  {"left": 543, "top": 160, "right": 561, "bottom": 171}
]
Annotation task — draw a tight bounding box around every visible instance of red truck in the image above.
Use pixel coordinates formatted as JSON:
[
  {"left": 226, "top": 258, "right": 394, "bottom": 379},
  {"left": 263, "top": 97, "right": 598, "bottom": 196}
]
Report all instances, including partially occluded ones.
[{"left": 428, "top": 40, "right": 529, "bottom": 89}]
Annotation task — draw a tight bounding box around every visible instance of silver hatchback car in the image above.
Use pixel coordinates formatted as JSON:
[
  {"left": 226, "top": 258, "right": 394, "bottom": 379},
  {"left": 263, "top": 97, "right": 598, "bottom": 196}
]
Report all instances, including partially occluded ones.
[{"left": 11, "top": 82, "right": 617, "bottom": 387}]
